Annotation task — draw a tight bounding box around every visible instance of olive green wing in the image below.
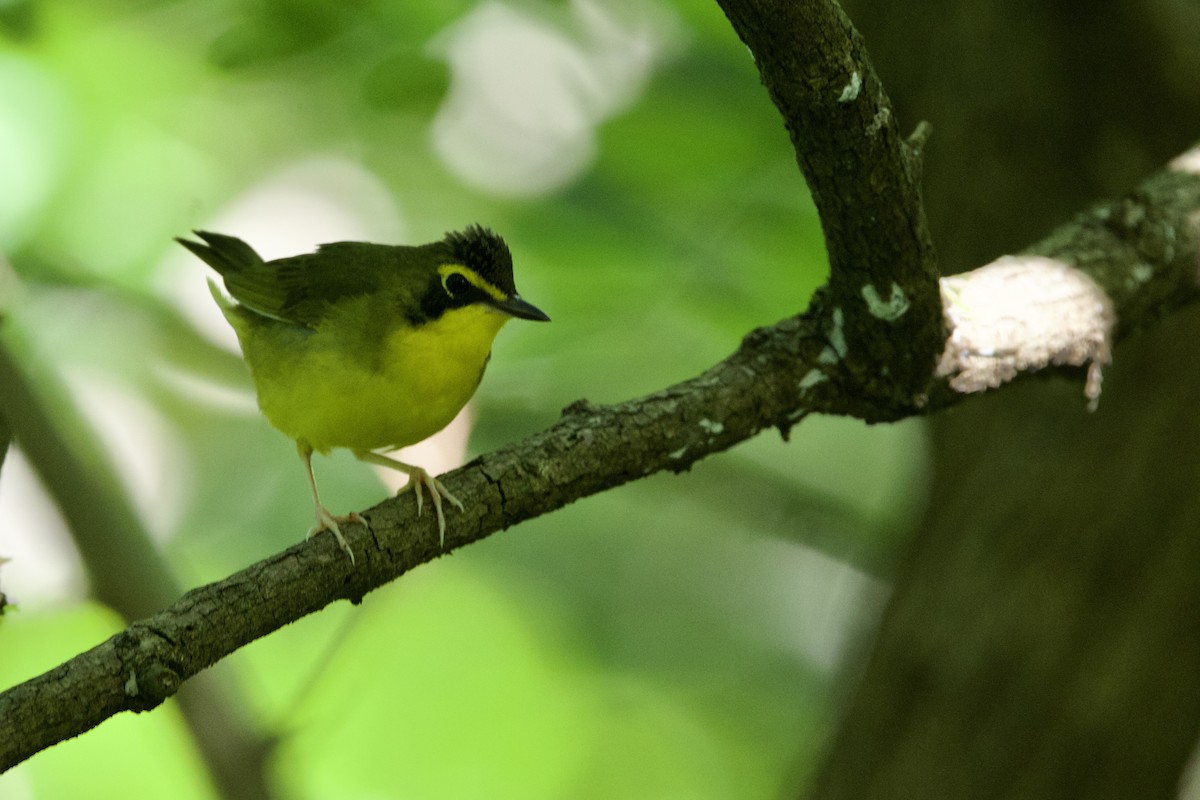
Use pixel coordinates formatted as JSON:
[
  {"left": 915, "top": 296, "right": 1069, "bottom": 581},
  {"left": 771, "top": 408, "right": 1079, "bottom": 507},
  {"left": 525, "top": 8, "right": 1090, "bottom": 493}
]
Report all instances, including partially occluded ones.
[
  {"left": 177, "top": 232, "right": 394, "bottom": 329},
  {"left": 270, "top": 242, "right": 398, "bottom": 327}
]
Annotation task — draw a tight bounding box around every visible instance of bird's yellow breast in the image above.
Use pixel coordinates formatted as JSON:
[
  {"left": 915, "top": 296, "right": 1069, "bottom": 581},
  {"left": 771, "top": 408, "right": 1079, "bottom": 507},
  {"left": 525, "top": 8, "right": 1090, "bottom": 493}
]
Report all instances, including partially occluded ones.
[{"left": 237, "top": 303, "right": 512, "bottom": 454}]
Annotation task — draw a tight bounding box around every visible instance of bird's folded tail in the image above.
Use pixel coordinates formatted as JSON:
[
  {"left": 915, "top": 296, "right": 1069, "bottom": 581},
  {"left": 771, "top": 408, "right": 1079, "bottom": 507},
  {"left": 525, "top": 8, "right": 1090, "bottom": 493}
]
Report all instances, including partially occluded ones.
[
  {"left": 206, "top": 277, "right": 236, "bottom": 314},
  {"left": 175, "top": 231, "right": 264, "bottom": 278}
]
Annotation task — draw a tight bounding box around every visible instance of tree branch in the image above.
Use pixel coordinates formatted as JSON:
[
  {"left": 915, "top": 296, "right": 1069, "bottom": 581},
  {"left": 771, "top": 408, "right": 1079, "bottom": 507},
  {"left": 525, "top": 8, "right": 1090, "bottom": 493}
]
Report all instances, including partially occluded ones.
[
  {"left": 930, "top": 157, "right": 1200, "bottom": 409},
  {"left": 2, "top": 145, "right": 1198, "bottom": 768},
  {"left": 2, "top": 0, "right": 1199, "bottom": 773},
  {"left": 714, "top": 0, "right": 944, "bottom": 409},
  {"left": 0, "top": 305, "right": 823, "bottom": 771}
]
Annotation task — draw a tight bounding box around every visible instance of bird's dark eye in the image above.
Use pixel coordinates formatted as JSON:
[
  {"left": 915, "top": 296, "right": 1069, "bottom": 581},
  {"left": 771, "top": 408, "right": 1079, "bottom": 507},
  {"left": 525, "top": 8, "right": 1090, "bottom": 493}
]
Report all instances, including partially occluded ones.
[{"left": 445, "top": 272, "right": 470, "bottom": 297}]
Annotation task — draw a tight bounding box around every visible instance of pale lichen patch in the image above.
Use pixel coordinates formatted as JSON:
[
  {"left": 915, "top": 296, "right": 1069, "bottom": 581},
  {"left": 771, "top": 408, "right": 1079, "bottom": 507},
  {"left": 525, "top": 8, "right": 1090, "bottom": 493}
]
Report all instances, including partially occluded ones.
[
  {"left": 861, "top": 281, "right": 910, "bottom": 321},
  {"left": 935, "top": 255, "right": 1114, "bottom": 408},
  {"left": 818, "top": 308, "right": 847, "bottom": 365},
  {"left": 698, "top": 418, "right": 724, "bottom": 435},
  {"left": 798, "top": 368, "right": 828, "bottom": 392},
  {"left": 828, "top": 308, "right": 847, "bottom": 357},
  {"left": 838, "top": 71, "right": 861, "bottom": 104},
  {"left": 867, "top": 107, "right": 890, "bottom": 136}
]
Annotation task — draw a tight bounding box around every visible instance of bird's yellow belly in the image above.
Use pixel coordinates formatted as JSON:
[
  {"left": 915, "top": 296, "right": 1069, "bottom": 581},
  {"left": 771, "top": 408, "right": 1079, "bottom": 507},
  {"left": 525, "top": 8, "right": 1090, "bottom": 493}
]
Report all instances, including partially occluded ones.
[{"left": 243, "top": 306, "right": 507, "bottom": 454}]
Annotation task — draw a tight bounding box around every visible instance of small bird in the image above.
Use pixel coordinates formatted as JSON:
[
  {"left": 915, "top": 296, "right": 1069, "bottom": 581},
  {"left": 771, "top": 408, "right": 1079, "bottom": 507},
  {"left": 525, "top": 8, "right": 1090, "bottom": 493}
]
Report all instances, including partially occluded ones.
[{"left": 177, "top": 225, "right": 549, "bottom": 561}]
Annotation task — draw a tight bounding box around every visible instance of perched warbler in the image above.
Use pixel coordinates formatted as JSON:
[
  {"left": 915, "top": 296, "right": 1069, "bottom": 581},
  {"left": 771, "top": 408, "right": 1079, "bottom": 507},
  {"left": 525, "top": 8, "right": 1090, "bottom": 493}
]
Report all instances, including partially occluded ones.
[{"left": 177, "top": 225, "right": 549, "bottom": 561}]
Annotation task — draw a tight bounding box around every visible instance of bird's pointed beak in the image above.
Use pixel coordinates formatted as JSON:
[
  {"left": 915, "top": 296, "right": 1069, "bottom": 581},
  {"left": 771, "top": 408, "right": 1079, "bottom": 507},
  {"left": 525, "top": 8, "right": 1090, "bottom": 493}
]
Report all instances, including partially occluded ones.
[{"left": 490, "top": 293, "right": 550, "bottom": 322}]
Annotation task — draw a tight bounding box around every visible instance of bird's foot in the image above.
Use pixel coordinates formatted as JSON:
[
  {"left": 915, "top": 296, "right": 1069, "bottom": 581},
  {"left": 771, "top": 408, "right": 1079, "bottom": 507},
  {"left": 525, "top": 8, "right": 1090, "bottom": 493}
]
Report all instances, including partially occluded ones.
[
  {"left": 307, "top": 504, "right": 365, "bottom": 564},
  {"left": 396, "top": 467, "right": 464, "bottom": 547}
]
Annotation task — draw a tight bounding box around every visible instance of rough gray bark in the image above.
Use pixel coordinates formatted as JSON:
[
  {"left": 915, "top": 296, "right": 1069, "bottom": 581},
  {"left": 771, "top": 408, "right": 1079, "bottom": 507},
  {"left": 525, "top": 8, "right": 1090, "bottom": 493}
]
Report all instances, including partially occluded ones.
[{"left": 714, "top": 0, "right": 944, "bottom": 411}]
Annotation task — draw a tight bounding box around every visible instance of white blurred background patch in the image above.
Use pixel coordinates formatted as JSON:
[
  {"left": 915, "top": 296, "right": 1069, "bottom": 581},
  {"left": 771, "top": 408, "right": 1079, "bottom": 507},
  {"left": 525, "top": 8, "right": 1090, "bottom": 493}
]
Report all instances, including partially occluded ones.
[{"left": 430, "top": 0, "right": 680, "bottom": 196}]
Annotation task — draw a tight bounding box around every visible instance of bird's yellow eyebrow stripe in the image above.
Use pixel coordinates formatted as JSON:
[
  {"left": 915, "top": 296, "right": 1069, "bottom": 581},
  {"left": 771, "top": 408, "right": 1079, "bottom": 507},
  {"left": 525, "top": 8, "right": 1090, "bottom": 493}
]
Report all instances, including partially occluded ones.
[{"left": 438, "top": 263, "right": 507, "bottom": 301}]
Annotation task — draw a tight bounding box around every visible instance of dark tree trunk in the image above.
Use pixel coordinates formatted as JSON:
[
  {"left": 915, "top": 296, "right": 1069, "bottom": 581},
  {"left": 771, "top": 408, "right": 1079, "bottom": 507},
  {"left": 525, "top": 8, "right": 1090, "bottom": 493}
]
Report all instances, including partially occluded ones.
[{"left": 809, "top": 2, "right": 1200, "bottom": 797}]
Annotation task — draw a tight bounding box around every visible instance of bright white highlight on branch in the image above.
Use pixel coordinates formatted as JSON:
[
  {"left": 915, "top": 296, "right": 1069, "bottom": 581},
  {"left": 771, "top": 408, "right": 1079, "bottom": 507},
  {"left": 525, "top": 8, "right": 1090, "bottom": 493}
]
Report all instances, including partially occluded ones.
[
  {"left": 935, "top": 255, "right": 1115, "bottom": 408},
  {"left": 861, "top": 281, "right": 910, "bottom": 320},
  {"left": 1169, "top": 146, "right": 1200, "bottom": 175}
]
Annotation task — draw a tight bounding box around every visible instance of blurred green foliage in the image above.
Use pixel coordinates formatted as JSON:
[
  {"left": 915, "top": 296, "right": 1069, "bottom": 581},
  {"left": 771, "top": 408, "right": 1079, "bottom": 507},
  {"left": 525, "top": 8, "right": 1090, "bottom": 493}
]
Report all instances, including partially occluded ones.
[{"left": 0, "top": 0, "right": 929, "bottom": 797}]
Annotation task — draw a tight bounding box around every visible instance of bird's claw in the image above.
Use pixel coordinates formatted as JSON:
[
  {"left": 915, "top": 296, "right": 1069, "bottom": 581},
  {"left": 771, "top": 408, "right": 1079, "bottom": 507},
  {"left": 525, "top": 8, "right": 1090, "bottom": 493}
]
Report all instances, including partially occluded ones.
[
  {"left": 396, "top": 468, "right": 463, "bottom": 547},
  {"left": 308, "top": 505, "right": 364, "bottom": 564}
]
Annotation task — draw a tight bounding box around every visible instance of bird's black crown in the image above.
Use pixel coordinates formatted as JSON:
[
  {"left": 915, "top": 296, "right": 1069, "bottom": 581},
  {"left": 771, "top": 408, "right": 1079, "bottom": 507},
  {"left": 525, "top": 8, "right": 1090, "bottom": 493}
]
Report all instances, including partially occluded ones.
[{"left": 443, "top": 225, "right": 515, "bottom": 293}]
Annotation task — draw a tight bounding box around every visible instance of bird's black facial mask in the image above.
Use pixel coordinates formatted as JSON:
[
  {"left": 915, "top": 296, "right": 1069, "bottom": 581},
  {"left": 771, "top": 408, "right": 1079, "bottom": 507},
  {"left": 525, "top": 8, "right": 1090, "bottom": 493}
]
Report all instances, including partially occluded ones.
[
  {"left": 410, "top": 265, "right": 493, "bottom": 324},
  {"left": 410, "top": 225, "right": 547, "bottom": 325}
]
